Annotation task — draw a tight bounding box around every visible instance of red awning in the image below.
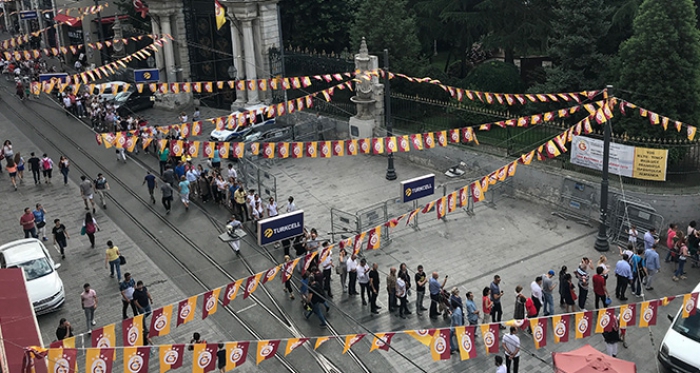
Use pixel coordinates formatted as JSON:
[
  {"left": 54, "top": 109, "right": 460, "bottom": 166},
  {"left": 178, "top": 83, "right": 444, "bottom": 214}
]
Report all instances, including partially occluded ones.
[
  {"left": 93, "top": 15, "right": 129, "bottom": 24},
  {"left": 54, "top": 13, "right": 82, "bottom": 28}
]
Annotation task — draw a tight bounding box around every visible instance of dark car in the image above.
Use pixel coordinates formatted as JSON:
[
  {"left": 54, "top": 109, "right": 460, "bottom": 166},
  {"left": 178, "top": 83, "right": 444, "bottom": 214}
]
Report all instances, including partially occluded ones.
[{"left": 114, "top": 90, "right": 155, "bottom": 116}]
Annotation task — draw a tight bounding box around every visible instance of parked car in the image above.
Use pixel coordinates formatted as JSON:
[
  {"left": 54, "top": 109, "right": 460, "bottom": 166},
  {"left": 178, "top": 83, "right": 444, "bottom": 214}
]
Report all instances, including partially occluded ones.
[
  {"left": 0, "top": 238, "right": 65, "bottom": 315},
  {"left": 658, "top": 281, "right": 700, "bottom": 373},
  {"left": 94, "top": 80, "right": 130, "bottom": 102},
  {"left": 114, "top": 89, "right": 156, "bottom": 116},
  {"left": 243, "top": 126, "right": 295, "bottom": 143},
  {"left": 209, "top": 103, "right": 276, "bottom": 142}
]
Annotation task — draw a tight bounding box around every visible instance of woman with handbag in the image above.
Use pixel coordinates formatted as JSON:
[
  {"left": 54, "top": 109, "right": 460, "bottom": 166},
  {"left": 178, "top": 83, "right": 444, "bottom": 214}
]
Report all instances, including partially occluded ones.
[
  {"left": 58, "top": 156, "right": 69, "bottom": 185},
  {"left": 104, "top": 240, "right": 121, "bottom": 281},
  {"left": 33, "top": 203, "right": 48, "bottom": 241},
  {"left": 513, "top": 286, "right": 527, "bottom": 320},
  {"left": 673, "top": 236, "right": 689, "bottom": 281},
  {"left": 337, "top": 248, "right": 348, "bottom": 293},
  {"left": 82, "top": 212, "right": 100, "bottom": 249},
  {"left": 563, "top": 274, "right": 577, "bottom": 313}
]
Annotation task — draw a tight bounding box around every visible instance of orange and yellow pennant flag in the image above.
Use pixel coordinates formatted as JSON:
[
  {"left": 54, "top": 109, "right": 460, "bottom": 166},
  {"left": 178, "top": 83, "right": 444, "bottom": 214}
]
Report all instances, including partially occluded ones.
[
  {"left": 424, "top": 132, "right": 436, "bottom": 149},
  {"left": 176, "top": 295, "right": 197, "bottom": 327},
  {"left": 430, "top": 328, "right": 452, "bottom": 360},
  {"left": 224, "top": 341, "right": 249, "bottom": 370},
  {"left": 314, "top": 336, "right": 330, "bottom": 350},
  {"left": 332, "top": 140, "right": 345, "bottom": 157},
  {"left": 385, "top": 136, "right": 398, "bottom": 153},
  {"left": 436, "top": 130, "right": 448, "bottom": 147},
  {"left": 358, "top": 138, "right": 371, "bottom": 154},
  {"left": 202, "top": 287, "right": 221, "bottom": 320},
  {"left": 455, "top": 326, "right": 477, "bottom": 360},
  {"left": 342, "top": 334, "right": 366, "bottom": 354},
  {"left": 305, "top": 141, "right": 318, "bottom": 158},
  {"left": 262, "top": 142, "right": 275, "bottom": 159},
  {"left": 243, "top": 272, "right": 263, "bottom": 299},
  {"left": 369, "top": 332, "right": 395, "bottom": 352},
  {"left": 406, "top": 329, "right": 434, "bottom": 346},
  {"left": 398, "top": 135, "right": 411, "bottom": 152},
  {"left": 683, "top": 293, "right": 699, "bottom": 318},
  {"left": 620, "top": 303, "right": 636, "bottom": 328},
  {"left": 436, "top": 196, "right": 447, "bottom": 219},
  {"left": 446, "top": 191, "right": 457, "bottom": 213},
  {"left": 215, "top": 0, "right": 227, "bottom": 29},
  {"left": 319, "top": 141, "right": 331, "bottom": 158},
  {"left": 552, "top": 314, "right": 571, "bottom": 343},
  {"left": 284, "top": 338, "right": 309, "bottom": 356},
  {"left": 218, "top": 142, "right": 230, "bottom": 158},
  {"left": 222, "top": 278, "right": 245, "bottom": 306},
  {"left": 366, "top": 226, "right": 381, "bottom": 250},
  {"left": 278, "top": 142, "right": 290, "bottom": 159},
  {"left": 471, "top": 181, "right": 485, "bottom": 203},
  {"left": 410, "top": 133, "right": 423, "bottom": 150},
  {"left": 291, "top": 142, "right": 304, "bottom": 158},
  {"left": 346, "top": 139, "right": 358, "bottom": 156},
  {"left": 372, "top": 137, "right": 384, "bottom": 154},
  {"left": 149, "top": 304, "right": 173, "bottom": 338},
  {"left": 639, "top": 300, "right": 659, "bottom": 327},
  {"left": 158, "top": 344, "right": 184, "bottom": 373},
  {"left": 575, "top": 310, "right": 593, "bottom": 338},
  {"left": 256, "top": 340, "right": 280, "bottom": 365}
]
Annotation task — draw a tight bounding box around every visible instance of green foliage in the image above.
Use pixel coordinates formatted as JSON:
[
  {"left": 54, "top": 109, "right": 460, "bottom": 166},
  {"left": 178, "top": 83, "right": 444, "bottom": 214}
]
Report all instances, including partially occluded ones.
[
  {"left": 536, "top": 0, "right": 610, "bottom": 93},
  {"left": 280, "top": 0, "right": 357, "bottom": 54},
  {"left": 618, "top": 0, "right": 700, "bottom": 138},
  {"left": 350, "top": 0, "right": 423, "bottom": 74},
  {"left": 463, "top": 61, "right": 525, "bottom": 93}
]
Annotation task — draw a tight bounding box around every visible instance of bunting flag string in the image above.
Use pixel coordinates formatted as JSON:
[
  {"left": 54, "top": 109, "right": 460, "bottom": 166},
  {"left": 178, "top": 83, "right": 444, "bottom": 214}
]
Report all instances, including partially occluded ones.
[
  {"left": 0, "top": 4, "right": 109, "bottom": 50},
  {"left": 24, "top": 291, "right": 698, "bottom": 372},
  {"left": 613, "top": 97, "right": 699, "bottom": 141},
  {"left": 2, "top": 35, "right": 158, "bottom": 62}
]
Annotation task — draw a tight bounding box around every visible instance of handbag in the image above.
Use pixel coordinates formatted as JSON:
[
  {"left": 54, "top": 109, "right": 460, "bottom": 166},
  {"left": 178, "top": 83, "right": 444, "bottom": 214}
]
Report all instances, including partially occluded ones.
[
  {"left": 80, "top": 226, "right": 86, "bottom": 236},
  {"left": 119, "top": 255, "right": 126, "bottom": 265},
  {"left": 335, "top": 265, "right": 341, "bottom": 275},
  {"left": 605, "top": 297, "right": 612, "bottom": 306},
  {"left": 570, "top": 286, "right": 578, "bottom": 301}
]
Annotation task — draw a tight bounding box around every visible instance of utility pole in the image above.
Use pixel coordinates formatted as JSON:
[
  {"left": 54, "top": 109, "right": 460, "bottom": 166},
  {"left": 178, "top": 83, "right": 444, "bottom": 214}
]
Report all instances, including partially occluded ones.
[
  {"left": 594, "top": 85, "right": 613, "bottom": 252},
  {"left": 384, "top": 48, "right": 396, "bottom": 180},
  {"left": 93, "top": 0, "right": 106, "bottom": 65}
]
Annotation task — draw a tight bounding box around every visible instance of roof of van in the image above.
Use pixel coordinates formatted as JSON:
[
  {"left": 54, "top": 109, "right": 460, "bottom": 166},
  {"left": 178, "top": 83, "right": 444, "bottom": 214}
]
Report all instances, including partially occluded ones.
[{"left": 232, "top": 103, "right": 268, "bottom": 114}]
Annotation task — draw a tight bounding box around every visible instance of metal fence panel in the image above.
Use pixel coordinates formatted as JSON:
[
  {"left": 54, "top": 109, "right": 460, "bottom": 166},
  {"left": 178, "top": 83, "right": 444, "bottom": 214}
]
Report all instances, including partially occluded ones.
[
  {"left": 610, "top": 196, "right": 664, "bottom": 246},
  {"left": 552, "top": 177, "right": 596, "bottom": 226},
  {"left": 258, "top": 169, "right": 278, "bottom": 202},
  {"left": 330, "top": 208, "right": 360, "bottom": 243}
]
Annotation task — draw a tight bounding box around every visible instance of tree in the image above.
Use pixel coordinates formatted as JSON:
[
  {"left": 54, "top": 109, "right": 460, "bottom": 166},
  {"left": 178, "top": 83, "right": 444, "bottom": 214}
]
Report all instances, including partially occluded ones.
[
  {"left": 280, "top": 0, "right": 358, "bottom": 54},
  {"left": 349, "top": 0, "right": 422, "bottom": 74},
  {"left": 536, "top": 0, "right": 610, "bottom": 93},
  {"left": 618, "top": 0, "right": 700, "bottom": 138}
]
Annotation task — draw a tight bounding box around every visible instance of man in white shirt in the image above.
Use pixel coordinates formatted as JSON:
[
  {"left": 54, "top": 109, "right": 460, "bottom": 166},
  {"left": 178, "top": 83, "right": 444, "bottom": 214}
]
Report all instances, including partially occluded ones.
[
  {"left": 267, "top": 197, "right": 278, "bottom": 217},
  {"left": 530, "top": 276, "right": 543, "bottom": 317},
  {"left": 502, "top": 327, "right": 520, "bottom": 373},
  {"left": 321, "top": 246, "right": 333, "bottom": 298},
  {"left": 346, "top": 254, "right": 358, "bottom": 295},
  {"left": 226, "top": 163, "right": 237, "bottom": 180},
  {"left": 357, "top": 258, "right": 370, "bottom": 305},
  {"left": 287, "top": 196, "right": 297, "bottom": 213}
]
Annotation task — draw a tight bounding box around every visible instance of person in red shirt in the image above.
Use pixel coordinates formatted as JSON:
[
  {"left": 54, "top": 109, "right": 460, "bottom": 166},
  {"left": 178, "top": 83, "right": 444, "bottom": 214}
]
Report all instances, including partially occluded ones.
[
  {"left": 19, "top": 207, "right": 38, "bottom": 238},
  {"left": 593, "top": 266, "right": 609, "bottom": 309},
  {"left": 665, "top": 223, "right": 678, "bottom": 263}
]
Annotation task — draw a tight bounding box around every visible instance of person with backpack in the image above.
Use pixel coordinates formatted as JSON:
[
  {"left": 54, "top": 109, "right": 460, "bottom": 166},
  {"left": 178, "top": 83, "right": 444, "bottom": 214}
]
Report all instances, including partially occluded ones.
[
  {"left": 630, "top": 248, "right": 646, "bottom": 297},
  {"left": 57, "top": 156, "right": 69, "bottom": 185},
  {"left": 82, "top": 212, "right": 100, "bottom": 249},
  {"left": 40, "top": 154, "right": 53, "bottom": 183},
  {"left": 94, "top": 173, "right": 110, "bottom": 209},
  {"left": 602, "top": 315, "right": 621, "bottom": 357}
]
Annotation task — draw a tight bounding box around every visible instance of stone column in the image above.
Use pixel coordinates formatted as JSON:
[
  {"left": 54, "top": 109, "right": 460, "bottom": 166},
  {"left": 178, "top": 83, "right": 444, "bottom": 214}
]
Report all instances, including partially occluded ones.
[
  {"left": 2, "top": 4, "right": 11, "bottom": 37},
  {"left": 241, "top": 19, "right": 259, "bottom": 105},
  {"left": 151, "top": 18, "right": 164, "bottom": 76},
  {"left": 229, "top": 18, "right": 245, "bottom": 104},
  {"left": 159, "top": 12, "right": 176, "bottom": 83}
]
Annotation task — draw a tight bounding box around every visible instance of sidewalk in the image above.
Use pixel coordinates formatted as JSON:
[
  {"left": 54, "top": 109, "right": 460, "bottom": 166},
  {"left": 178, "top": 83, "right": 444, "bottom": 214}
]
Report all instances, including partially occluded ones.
[{"left": 0, "top": 109, "right": 229, "bottom": 364}]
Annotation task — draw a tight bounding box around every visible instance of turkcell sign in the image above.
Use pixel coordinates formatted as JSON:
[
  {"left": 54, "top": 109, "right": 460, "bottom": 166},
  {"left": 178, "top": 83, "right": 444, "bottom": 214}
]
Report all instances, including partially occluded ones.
[
  {"left": 19, "top": 11, "right": 38, "bottom": 20},
  {"left": 134, "top": 68, "right": 159, "bottom": 83},
  {"left": 257, "top": 210, "right": 304, "bottom": 246},
  {"left": 400, "top": 174, "right": 435, "bottom": 203}
]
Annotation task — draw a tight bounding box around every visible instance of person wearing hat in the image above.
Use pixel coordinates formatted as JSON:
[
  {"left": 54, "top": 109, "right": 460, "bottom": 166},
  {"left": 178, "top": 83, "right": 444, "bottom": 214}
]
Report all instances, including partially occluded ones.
[{"left": 542, "top": 270, "right": 557, "bottom": 316}]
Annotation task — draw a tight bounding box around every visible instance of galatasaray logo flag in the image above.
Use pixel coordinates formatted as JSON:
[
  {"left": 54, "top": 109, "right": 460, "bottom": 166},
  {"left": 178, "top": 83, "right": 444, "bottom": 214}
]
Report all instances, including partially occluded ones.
[
  {"left": 507, "top": 161, "right": 517, "bottom": 177},
  {"left": 343, "top": 334, "right": 366, "bottom": 354},
  {"left": 332, "top": 140, "right": 345, "bottom": 157},
  {"left": 277, "top": 142, "right": 290, "bottom": 158},
  {"left": 683, "top": 292, "right": 699, "bottom": 318},
  {"left": 149, "top": 305, "right": 173, "bottom": 337},
  {"left": 121, "top": 314, "right": 144, "bottom": 347},
  {"left": 202, "top": 142, "right": 215, "bottom": 159},
  {"left": 358, "top": 138, "right": 371, "bottom": 154},
  {"left": 176, "top": 295, "right": 197, "bottom": 327},
  {"left": 352, "top": 232, "right": 366, "bottom": 256},
  {"left": 158, "top": 344, "right": 184, "bottom": 373},
  {"left": 436, "top": 196, "right": 447, "bottom": 219},
  {"left": 449, "top": 128, "right": 460, "bottom": 143},
  {"left": 85, "top": 348, "right": 114, "bottom": 373},
  {"left": 369, "top": 333, "right": 394, "bottom": 352},
  {"left": 430, "top": 328, "right": 451, "bottom": 361},
  {"left": 48, "top": 348, "right": 77, "bottom": 373},
  {"left": 218, "top": 142, "right": 230, "bottom": 159},
  {"left": 346, "top": 139, "right": 358, "bottom": 156},
  {"left": 407, "top": 329, "right": 434, "bottom": 346},
  {"left": 471, "top": 181, "right": 484, "bottom": 203},
  {"left": 385, "top": 136, "right": 398, "bottom": 153},
  {"left": 285, "top": 338, "right": 309, "bottom": 356},
  {"left": 262, "top": 265, "right": 281, "bottom": 284},
  {"left": 256, "top": 340, "right": 281, "bottom": 365},
  {"left": 458, "top": 186, "right": 469, "bottom": 207},
  {"left": 282, "top": 258, "right": 300, "bottom": 283},
  {"left": 575, "top": 310, "right": 593, "bottom": 338},
  {"left": 123, "top": 346, "right": 150, "bottom": 373},
  {"left": 202, "top": 288, "right": 221, "bottom": 320},
  {"left": 366, "top": 226, "right": 381, "bottom": 250},
  {"left": 170, "top": 140, "right": 184, "bottom": 156},
  {"left": 423, "top": 132, "right": 436, "bottom": 149},
  {"left": 223, "top": 278, "right": 244, "bottom": 306},
  {"left": 530, "top": 318, "right": 547, "bottom": 349},
  {"left": 436, "top": 130, "right": 447, "bottom": 147},
  {"left": 398, "top": 135, "right": 411, "bottom": 152},
  {"left": 620, "top": 303, "right": 636, "bottom": 327},
  {"left": 305, "top": 141, "right": 318, "bottom": 158},
  {"left": 410, "top": 133, "right": 423, "bottom": 150},
  {"left": 225, "top": 341, "right": 249, "bottom": 370},
  {"left": 372, "top": 137, "right": 384, "bottom": 154},
  {"left": 480, "top": 324, "right": 500, "bottom": 354},
  {"left": 595, "top": 308, "right": 616, "bottom": 333},
  {"left": 319, "top": 141, "right": 331, "bottom": 158},
  {"left": 552, "top": 314, "right": 571, "bottom": 343},
  {"left": 243, "top": 272, "right": 263, "bottom": 299},
  {"left": 92, "top": 324, "right": 116, "bottom": 348},
  {"left": 291, "top": 142, "right": 304, "bottom": 158},
  {"left": 232, "top": 142, "right": 245, "bottom": 159},
  {"left": 192, "top": 343, "right": 218, "bottom": 373},
  {"left": 187, "top": 141, "right": 200, "bottom": 157},
  {"left": 447, "top": 191, "right": 457, "bottom": 213},
  {"left": 262, "top": 142, "right": 275, "bottom": 159},
  {"left": 250, "top": 142, "right": 261, "bottom": 156},
  {"left": 455, "top": 326, "right": 477, "bottom": 360},
  {"left": 640, "top": 300, "right": 659, "bottom": 327}
]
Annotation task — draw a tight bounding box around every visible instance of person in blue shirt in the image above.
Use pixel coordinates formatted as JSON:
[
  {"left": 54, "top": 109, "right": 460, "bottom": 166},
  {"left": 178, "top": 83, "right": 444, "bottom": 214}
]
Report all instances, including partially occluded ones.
[
  {"left": 449, "top": 305, "right": 464, "bottom": 354},
  {"left": 465, "top": 291, "right": 480, "bottom": 325},
  {"left": 174, "top": 161, "right": 186, "bottom": 180},
  {"left": 643, "top": 228, "right": 658, "bottom": 251},
  {"left": 211, "top": 144, "right": 221, "bottom": 171},
  {"left": 614, "top": 254, "right": 633, "bottom": 301},
  {"left": 630, "top": 248, "right": 646, "bottom": 297},
  {"left": 429, "top": 272, "right": 448, "bottom": 319},
  {"left": 32, "top": 203, "right": 48, "bottom": 241},
  {"left": 644, "top": 244, "right": 661, "bottom": 290},
  {"left": 178, "top": 176, "right": 190, "bottom": 211}
]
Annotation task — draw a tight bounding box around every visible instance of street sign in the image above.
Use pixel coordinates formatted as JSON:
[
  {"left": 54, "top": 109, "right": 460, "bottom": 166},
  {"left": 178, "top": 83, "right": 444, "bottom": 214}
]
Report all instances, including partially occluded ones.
[
  {"left": 133, "top": 68, "right": 159, "bottom": 83},
  {"left": 19, "top": 11, "right": 38, "bottom": 20},
  {"left": 400, "top": 174, "right": 435, "bottom": 203},
  {"left": 39, "top": 73, "right": 69, "bottom": 83},
  {"left": 257, "top": 210, "right": 304, "bottom": 246}
]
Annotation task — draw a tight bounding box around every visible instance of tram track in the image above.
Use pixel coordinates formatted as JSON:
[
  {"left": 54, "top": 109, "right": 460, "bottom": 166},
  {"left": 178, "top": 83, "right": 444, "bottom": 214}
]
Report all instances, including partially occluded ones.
[{"left": 0, "top": 91, "right": 370, "bottom": 373}]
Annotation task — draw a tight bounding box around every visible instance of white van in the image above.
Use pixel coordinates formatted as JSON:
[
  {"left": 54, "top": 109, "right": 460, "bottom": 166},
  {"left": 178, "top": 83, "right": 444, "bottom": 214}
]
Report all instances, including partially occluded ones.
[
  {"left": 209, "top": 103, "right": 276, "bottom": 142},
  {"left": 658, "top": 282, "right": 700, "bottom": 372}
]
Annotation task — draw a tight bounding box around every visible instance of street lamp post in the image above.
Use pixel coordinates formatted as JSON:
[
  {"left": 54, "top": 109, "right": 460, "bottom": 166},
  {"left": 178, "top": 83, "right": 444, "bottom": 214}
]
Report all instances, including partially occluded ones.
[
  {"left": 384, "top": 49, "right": 397, "bottom": 180},
  {"left": 93, "top": 0, "right": 107, "bottom": 65},
  {"left": 594, "top": 85, "right": 613, "bottom": 252}
]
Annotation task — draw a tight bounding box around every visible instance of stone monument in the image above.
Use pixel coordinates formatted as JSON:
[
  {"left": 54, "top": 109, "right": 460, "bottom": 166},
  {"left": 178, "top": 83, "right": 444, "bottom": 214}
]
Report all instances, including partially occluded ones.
[{"left": 349, "top": 37, "right": 383, "bottom": 138}]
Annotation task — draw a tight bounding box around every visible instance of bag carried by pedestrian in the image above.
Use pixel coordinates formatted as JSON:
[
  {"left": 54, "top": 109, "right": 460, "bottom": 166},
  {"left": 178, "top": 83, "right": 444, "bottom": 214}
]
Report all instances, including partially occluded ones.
[{"left": 119, "top": 255, "right": 126, "bottom": 265}]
